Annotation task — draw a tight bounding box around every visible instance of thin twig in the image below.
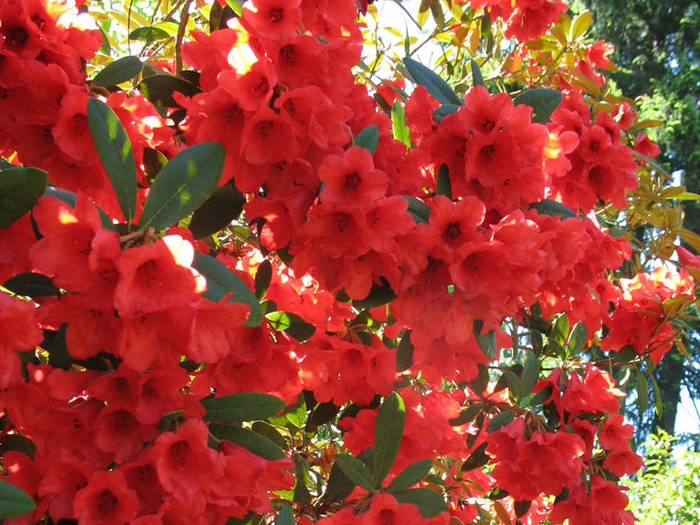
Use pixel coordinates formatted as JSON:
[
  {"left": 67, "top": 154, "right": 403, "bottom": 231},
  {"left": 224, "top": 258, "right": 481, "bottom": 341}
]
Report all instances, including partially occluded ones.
[{"left": 175, "top": 0, "right": 194, "bottom": 75}]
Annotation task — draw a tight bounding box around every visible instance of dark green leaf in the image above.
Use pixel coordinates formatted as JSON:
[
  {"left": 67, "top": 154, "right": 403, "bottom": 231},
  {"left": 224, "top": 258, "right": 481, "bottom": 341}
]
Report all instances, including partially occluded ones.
[
  {"left": 188, "top": 183, "right": 245, "bottom": 239},
  {"left": 353, "top": 278, "right": 397, "bottom": 310},
  {"left": 224, "top": 0, "right": 243, "bottom": 16},
  {"left": 139, "top": 74, "right": 201, "bottom": 108},
  {"left": 473, "top": 320, "right": 498, "bottom": 359},
  {"left": 276, "top": 505, "right": 295, "bottom": 525},
  {"left": 305, "top": 401, "right": 339, "bottom": 433},
  {"left": 503, "top": 370, "right": 522, "bottom": 399},
  {"left": 396, "top": 331, "right": 414, "bottom": 371},
  {"left": 401, "top": 196, "right": 430, "bottom": 224},
  {"left": 254, "top": 260, "right": 272, "bottom": 300},
  {"left": 550, "top": 314, "right": 570, "bottom": 345},
  {"left": 393, "top": 488, "right": 448, "bottom": 518},
  {"left": 43, "top": 186, "right": 115, "bottom": 230},
  {"left": 436, "top": 164, "right": 451, "bottom": 199},
  {"left": 192, "top": 253, "right": 262, "bottom": 327},
  {"left": 354, "top": 124, "right": 380, "bottom": 154},
  {"left": 515, "top": 500, "right": 532, "bottom": 518},
  {"left": 293, "top": 456, "right": 312, "bottom": 505},
  {"left": 87, "top": 99, "right": 137, "bottom": 222},
  {"left": 520, "top": 351, "right": 540, "bottom": 395},
  {"left": 471, "top": 59, "right": 486, "bottom": 88},
  {"left": 529, "top": 199, "right": 577, "bottom": 220},
  {"left": 432, "top": 104, "right": 459, "bottom": 122},
  {"left": 385, "top": 459, "right": 432, "bottom": 493},
  {"left": 649, "top": 368, "right": 663, "bottom": 417},
  {"left": 529, "top": 385, "right": 552, "bottom": 407},
  {"left": 567, "top": 322, "right": 587, "bottom": 357},
  {"left": 469, "top": 364, "right": 489, "bottom": 394},
  {"left": 3, "top": 273, "right": 59, "bottom": 298},
  {"left": 403, "top": 57, "right": 462, "bottom": 106},
  {"left": 208, "top": 424, "right": 285, "bottom": 460},
  {"left": 486, "top": 411, "right": 515, "bottom": 433},
  {"left": 265, "top": 311, "right": 316, "bottom": 341},
  {"left": 636, "top": 367, "right": 649, "bottom": 413},
  {"left": 0, "top": 167, "right": 48, "bottom": 229},
  {"left": 128, "top": 26, "right": 171, "bottom": 42},
  {"left": 139, "top": 142, "right": 225, "bottom": 231},
  {"left": 202, "top": 392, "right": 285, "bottom": 422},
  {"left": 374, "top": 392, "right": 406, "bottom": 483},
  {"left": 449, "top": 404, "right": 481, "bottom": 426},
  {"left": 334, "top": 454, "right": 375, "bottom": 492},
  {"left": 391, "top": 101, "right": 411, "bottom": 148},
  {"left": 92, "top": 56, "right": 142, "bottom": 86},
  {"left": 0, "top": 480, "right": 36, "bottom": 519},
  {"left": 2, "top": 435, "right": 36, "bottom": 460},
  {"left": 323, "top": 460, "right": 356, "bottom": 503},
  {"left": 462, "top": 441, "right": 490, "bottom": 472},
  {"left": 513, "top": 88, "right": 563, "bottom": 123}
]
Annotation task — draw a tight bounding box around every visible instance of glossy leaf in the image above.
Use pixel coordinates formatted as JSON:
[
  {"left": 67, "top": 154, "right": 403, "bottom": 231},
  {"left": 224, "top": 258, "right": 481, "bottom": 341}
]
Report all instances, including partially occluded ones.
[
  {"left": 202, "top": 392, "right": 285, "bottom": 422},
  {"left": 403, "top": 57, "right": 462, "bottom": 106},
  {"left": 92, "top": 56, "right": 142, "bottom": 86},
  {"left": 0, "top": 480, "right": 36, "bottom": 519},
  {"left": 529, "top": 199, "right": 577, "bottom": 220},
  {"left": 393, "top": 488, "right": 448, "bottom": 518},
  {"left": 276, "top": 505, "right": 295, "bottom": 525},
  {"left": 432, "top": 104, "right": 459, "bottom": 122},
  {"left": 436, "top": 164, "right": 451, "bottom": 199},
  {"left": 567, "top": 322, "right": 587, "bottom": 357},
  {"left": 254, "top": 260, "right": 272, "bottom": 299},
  {"left": 385, "top": 459, "right": 432, "bottom": 493},
  {"left": 473, "top": 320, "right": 497, "bottom": 359},
  {"left": 323, "top": 461, "right": 356, "bottom": 503},
  {"left": 0, "top": 167, "right": 48, "bottom": 229},
  {"left": 192, "top": 253, "right": 263, "bottom": 327},
  {"left": 374, "top": 392, "right": 406, "bottom": 483},
  {"left": 139, "top": 142, "right": 224, "bottom": 231},
  {"left": 354, "top": 124, "right": 380, "bottom": 154},
  {"left": 396, "top": 330, "right": 414, "bottom": 371},
  {"left": 402, "top": 196, "right": 430, "bottom": 224},
  {"left": 487, "top": 411, "right": 514, "bottom": 433},
  {"left": 520, "top": 351, "right": 540, "bottom": 395},
  {"left": 353, "top": 278, "right": 397, "bottom": 310},
  {"left": 139, "top": 74, "right": 201, "bottom": 108},
  {"left": 513, "top": 88, "right": 563, "bottom": 123},
  {"left": 265, "top": 311, "right": 316, "bottom": 342},
  {"left": 188, "top": 183, "right": 245, "bottom": 239},
  {"left": 208, "top": 424, "right": 285, "bottom": 460},
  {"left": 334, "top": 454, "right": 375, "bottom": 492},
  {"left": 3, "top": 273, "right": 60, "bottom": 298},
  {"left": 391, "top": 101, "right": 411, "bottom": 147},
  {"left": 87, "top": 99, "right": 138, "bottom": 222},
  {"left": 471, "top": 59, "right": 486, "bottom": 88},
  {"left": 462, "top": 442, "right": 489, "bottom": 472},
  {"left": 129, "top": 26, "right": 170, "bottom": 42}
]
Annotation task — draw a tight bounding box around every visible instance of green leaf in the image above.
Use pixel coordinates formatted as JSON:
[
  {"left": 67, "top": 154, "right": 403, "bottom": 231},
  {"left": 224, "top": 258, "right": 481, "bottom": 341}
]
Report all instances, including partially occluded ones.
[
  {"left": 401, "top": 196, "right": 431, "bottom": 224},
  {"left": 188, "top": 183, "right": 245, "bottom": 239},
  {"left": 192, "top": 253, "right": 263, "bottom": 327},
  {"left": 354, "top": 124, "right": 380, "bottom": 154},
  {"left": 513, "top": 88, "right": 563, "bottom": 123},
  {"left": 3, "top": 273, "right": 60, "bottom": 298},
  {"left": 502, "top": 370, "right": 523, "bottom": 399},
  {"left": 461, "top": 442, "right": 489, "bottom": 472},
  {"left": 567, "top": 322, "right": 587, "bottom": 357},
  {"left": 0, "top": 167, "right": 48, "bottom": 229},
  {"left": 374, "top": 392, "right": 406, "bottom": 483},
  {"left": 254, "top": 260, "right": 272, "bottom": 300},
  {"left": 529, "top": 199, "right": 577, "bottom": 220},
  {"left": 636, "top": 367, "right": 649, "bottom": 413},
  {"left": 469, "top": 364, "right": 489, "bottom": 394},
  {"left": 486, "top": 411, "right": 514, "bottom": 433},
  {"left": 293, "top": 456, "right": 312, "bottom": 505},
  {"left": 529, "top": 385, "right": 552, "bottom": 407},
  {"left": 669, "top": 191, "right": 700, "bottom": 201},
  {"left": 432, "top": 104, "right": 459, "bottom": 122},
  {"left": 322, "top": 461, "right": 357, "bottom": 503},
  {"left": 649, "top": 370, "right": 663, "bottom": 417},
  {"left": 334, "top": 453, "right": 375, "bottom": 492},
  {"left": 550, "top": 314, "right": 570, "bottom": 346},
  {"left": 0, "top": 480, "right": 36, "bottom": 519},
  {"left": 138, "top": 74, "right": 201, "bottom": 108},
  {"left": 393, "top": 488, "right": 448, "bottom": 518},
  {"left": 276, "top": 504, "right": 295, "bottom": 525},
  {"left": 43, "top": 186, "right": 115, "bottom": 230},
  {"left": 471, "top": 59, "right": 486, "bottom": 88},
  {"left": 353, "top": 277, "right": 397, "bottom": 310},
  {"left": 403, "top": 57, "right": 462, "bottom": 106},
  {"left": 92, "top": 56, "right": 142, "bottom": 86},
  {"left": 449, "top": 404, "right": 481, "bottom": 426},
  {"left": 265, "top": 311, "right": 316, "bottom": 342},
  {"left": 2, "top": 434, "right": 36, "bottom": 460},
  {"left": 208, "top": 424, "right": 286, "bottom": 460},
  {"left": 202, "top": 392, "right": 285, "bottom": 422},
  {"left": 139, "top": 142, "right": 224, "bottom": 230},
  {"left": 391, "top": 101, "right": 411, "bottom": 148},
  {"left": 224, "top": 0, "right": 243, "bottom": 16},
  {"left": 520, "top": 351, "right": 540, "bottom": 395},
  {"left": 396, "top": 331, "right": 414, "bottom": 371},
  {"left": 436, "top": 164, "right": 451, "bottom": 199},
  {"left": 473, "top": 320, "right": 498, "bottom": 359},
  {"left": 87, "top": 99, "right": 138, "bottom": 222},
  {"left": 128, "top": 26, "right": 171, "bottom": 42},
  {"left": 385, "top": 459, "right": 432, "bottom": 493}
]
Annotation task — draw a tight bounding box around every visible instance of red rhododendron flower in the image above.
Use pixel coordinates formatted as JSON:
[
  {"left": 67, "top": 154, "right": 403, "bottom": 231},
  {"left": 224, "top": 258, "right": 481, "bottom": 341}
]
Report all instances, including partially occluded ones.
[{"left": 73, "top": 470, "right": 139, "bottom": 525}]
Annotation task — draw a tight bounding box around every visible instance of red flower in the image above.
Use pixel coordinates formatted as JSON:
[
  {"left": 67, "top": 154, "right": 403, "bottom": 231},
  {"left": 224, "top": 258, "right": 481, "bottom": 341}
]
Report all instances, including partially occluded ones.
[
  {"left": 318, "top": 147, "right": 388, "bottom": 206},
  {"left": 242, "top": 0, "right": 303, "bottom": 40},
  {"left": 73, "top": 470, "right": 138, "bottom": 525}
]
